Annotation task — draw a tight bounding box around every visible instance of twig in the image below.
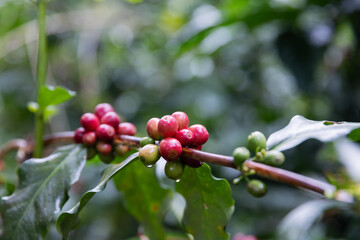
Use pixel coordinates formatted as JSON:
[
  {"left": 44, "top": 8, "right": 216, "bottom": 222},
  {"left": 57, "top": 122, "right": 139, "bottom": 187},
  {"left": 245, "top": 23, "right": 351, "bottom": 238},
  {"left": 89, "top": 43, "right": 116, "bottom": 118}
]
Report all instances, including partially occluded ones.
[{"left": 0, "top": 132, "right": 354, "bottom": 202}]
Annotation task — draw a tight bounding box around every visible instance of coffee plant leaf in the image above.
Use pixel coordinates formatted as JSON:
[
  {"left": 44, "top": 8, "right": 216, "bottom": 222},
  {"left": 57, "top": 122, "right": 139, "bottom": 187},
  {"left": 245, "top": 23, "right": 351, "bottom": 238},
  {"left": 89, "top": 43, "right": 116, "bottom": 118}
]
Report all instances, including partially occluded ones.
[
  {"left": 277, "top": 200, "right": 349, "bottom": 240},
  {"left": 175, "top": 163, "right": 234, "bottom": 240},
  {"left": 56, "top": 152, "right": 139, "bottom": 238},
  {"left": 38, "top": 85, "right": 76, "bottom": 110},
  {"left": 267, "top": 115, "right": 360, "bottom": 151},
  {"left": 113, "top": 160, "right": 171, "bottom": 240},
  {"left": 0, "top": 145, "right": 86, "bottom": 240}
]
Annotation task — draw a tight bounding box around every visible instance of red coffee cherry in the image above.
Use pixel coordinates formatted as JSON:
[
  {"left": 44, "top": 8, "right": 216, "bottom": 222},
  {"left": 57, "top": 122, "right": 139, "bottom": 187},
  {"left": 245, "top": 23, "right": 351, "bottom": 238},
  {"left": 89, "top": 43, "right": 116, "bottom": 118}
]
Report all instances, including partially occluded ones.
[
  {"left": 159, "top": 138, "right": 182, "bottom": 161},
  {"left": 171, "top": 111, "right": 189, "bottom": 130},
  {"left": 80, "top": 113, "right": 100, "bottom": 131},
  {"left": 175, "top": 129, "right": 194, "bottom": 147},
  {"left": 96, "top": 124, "right": 116, "bottom": 142},
  {"left": 96, "top": 141, "right": 113, "bottom": 155},
  {"left": 146, "top": 117, "right": 161, "bottom": 140},
  {"left": 94, "top": 103, "right": 114, "bottom": 119},
  {"left": 188, "top": 124, "right": 209, "bottom": 147},
  {"left": 101, "top": 112, "right": 121, "bottom": 129},
  {"left": 114, "top": 144, "right": 130, "bottom": 156},
  {"left": 117, "top": 122, "right": 137, "bottom": 136},
  {"left": 82, "top": 131, "right": 97, "bottom": 146},
  {"left": 74, "top": 127, "right": 86, "bottom": 143},
  {"left": 182, "top": 157, "right": 203, "bottom": 168},
  {"left": 158, "top": 115, "right": 178, "bottom": 138}
]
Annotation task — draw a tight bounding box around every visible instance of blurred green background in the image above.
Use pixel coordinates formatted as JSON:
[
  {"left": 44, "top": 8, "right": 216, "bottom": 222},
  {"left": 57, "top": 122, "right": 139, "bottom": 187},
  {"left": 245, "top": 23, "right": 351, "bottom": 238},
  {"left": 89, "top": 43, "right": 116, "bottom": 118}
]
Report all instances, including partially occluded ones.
[{"left": 1, "top": 0, "right": 360, "bottom": 239}]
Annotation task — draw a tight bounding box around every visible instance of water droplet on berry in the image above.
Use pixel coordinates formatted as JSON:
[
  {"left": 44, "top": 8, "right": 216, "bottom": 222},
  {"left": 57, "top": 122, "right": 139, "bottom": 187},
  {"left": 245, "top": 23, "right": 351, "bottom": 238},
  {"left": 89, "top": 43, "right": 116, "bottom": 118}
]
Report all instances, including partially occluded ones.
[
  {"left": 175, "top": 179, "right": 181, "bottom": 183},
  {"left": 145, "top": 164, "right": 154, "bottom": 168}
]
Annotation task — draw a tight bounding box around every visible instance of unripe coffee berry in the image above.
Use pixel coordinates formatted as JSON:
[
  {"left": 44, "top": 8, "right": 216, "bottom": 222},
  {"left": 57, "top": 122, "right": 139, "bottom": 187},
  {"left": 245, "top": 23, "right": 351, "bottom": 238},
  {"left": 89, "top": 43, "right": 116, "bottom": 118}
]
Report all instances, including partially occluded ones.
[
  {"left": 159, "top": 138, "right": 182, "bottom": 161},
  {"left": 74, "top": 127, "right": 86, "bottom": 143},
  {"left": 114, "top": 144, "right": 130, "bottom": 156},
  {"left": 172, "top": 111, "right": 189, "bottom": 130},
  {"left": 158, "top": 115, "right": 178, "bottom": 138},
  {"left": 82, "top": 132, "right": 96, "bottom": 146},
  {"left": 117, "top": 122, "right": 137, "bottom": 136},
  {"left": 248, "top": 131, "right": 267, "bottom": 152},
  {"left": 188, "top": 124, "right": 209, "bottom": 147},
  {"left": 175, "top": 129, "right": 194, "bottom": 147},
  {"left": 247, "top": 179, "right": 267, "bottom": 198},
  {"left": 96, "top": 124, "right": 116, "bottom": 142},
  {"left": 96, "top": 141, "right": 113, "bottom": 155},
  {"left": 94, "top": 103, "right": 114, "bottom": 120},
  {"left": 233, "top": 147, "right": 250, "bottom": 166},
  {"left": 140, "top": 137, "right": 155, "bottom": 147},
  {"left": 80, "top": 113, "right": 99, "bottom": 131},
  {"left": 165, "top": 160, "right": 185, "bottom": 181},
  {"left": 139, "top": 144, "right": 161, "bottom": 166},
  {"left": 99, "top": 153, "right": 115, "bottom": 164},
  {"left": 263, "top": 150, "right": 285, "bottom": 166},
  {"left": 86, "top": 147, "right": 97, "bottom": 160},
  {"left": 101, "top": 112, "right": 121, "bottom": 129},
  {"left": 182, "top": 157, "right": 203, "bottom": 168},
  {"left": 146, "top": 118, "right": 161, "bottom": 140}
]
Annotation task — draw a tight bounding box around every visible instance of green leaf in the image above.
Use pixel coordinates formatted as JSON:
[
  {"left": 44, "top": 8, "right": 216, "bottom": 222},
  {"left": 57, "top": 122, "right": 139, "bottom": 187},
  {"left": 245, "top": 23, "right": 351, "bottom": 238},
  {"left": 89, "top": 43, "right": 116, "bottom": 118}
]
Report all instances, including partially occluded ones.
[
  {"left": 113, "top": 160, "right": 171, "bottom": 240},
  {"left": 0, "top": 145, "right": 86, "bottom": 240},
  {"left": 56, "top": 152, "right": 139, "bottom": 239},
  {"left": 267, "top": 115, "right": 360, "bottom": 151},
  {"left": 277, "top": 200, "right": 349, "bottom": 240},
  {"left": 175, "top": 164, "right": 234, "bottom": 240},
  {"left": 348, "top": 128, "right": 360, "bottom": 141},
  {"left": 43, "top": 105, "right": 58, "bottom": 122},
  {"left": 38, "top": 85, "right": 76, "bottom": 110}
]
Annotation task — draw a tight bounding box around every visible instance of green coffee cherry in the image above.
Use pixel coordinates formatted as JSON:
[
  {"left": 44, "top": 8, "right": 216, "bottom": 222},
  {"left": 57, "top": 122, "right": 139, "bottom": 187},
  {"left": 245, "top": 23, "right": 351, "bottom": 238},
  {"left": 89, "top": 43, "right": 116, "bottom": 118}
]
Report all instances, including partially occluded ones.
[
  {"left": 99, "top": 153, "right": 115, "bottom": 164},
  {"left": 165, "top": 160, "right": 185, "bottom": 181},
  {"left": 248, "top": 131, "right": 267, "bottom": 152},
  {"left": 86, "top": 147, "right": 97, "bottom": 160},
  {"left": 140, "top": 137, "right": 155, "bottom": 147},
  {"left": 246, "top": 179, "right": 267, "bottom": 198},
  {"left": 233, "top": 147, "right": 250, "bottom": 166},
  {"left": 263, "top": 150, "right": 285, "bottom": 166},
  {"left": 139, "top": 144, "right": 161, "bottom": 166}
]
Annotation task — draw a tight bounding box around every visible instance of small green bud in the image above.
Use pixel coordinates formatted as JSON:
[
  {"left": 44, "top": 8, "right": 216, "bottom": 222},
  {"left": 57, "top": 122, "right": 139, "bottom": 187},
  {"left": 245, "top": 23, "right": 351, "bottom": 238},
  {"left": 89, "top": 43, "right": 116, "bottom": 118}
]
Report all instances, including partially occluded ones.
[
  {"left": 263, "top": 150, "right": 285, "bottom": 166},
  {"left": 140, "top": 137, "right": 155, "bottom": 147},
  {"left": 247, "top": 179, "right": 267, "bottom": 198},
  {"left": 248, "top": 131, "right": 267, "bottom": 152},
  {"left": 165, "top": 160, "right": 185, "bottom": 181},
  {"left": 139, "top": 144, "right": 161, "bottom": 166},
  {"left": 233, "top": 147, "right": 250, "bottom": 166}
]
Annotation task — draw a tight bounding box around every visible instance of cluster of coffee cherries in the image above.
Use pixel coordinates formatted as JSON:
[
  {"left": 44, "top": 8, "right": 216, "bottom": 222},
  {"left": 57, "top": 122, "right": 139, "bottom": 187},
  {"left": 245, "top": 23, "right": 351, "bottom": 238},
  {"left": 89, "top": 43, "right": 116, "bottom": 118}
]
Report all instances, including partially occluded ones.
[
  {"left": 139, "top": 112, "right": 209, "bottom": 181},
  {"left": 73, "top": 103, "right": 136, "bottom": 163},
  {"left": 232, "top": 131, "right": 285, "bottom": 198}
]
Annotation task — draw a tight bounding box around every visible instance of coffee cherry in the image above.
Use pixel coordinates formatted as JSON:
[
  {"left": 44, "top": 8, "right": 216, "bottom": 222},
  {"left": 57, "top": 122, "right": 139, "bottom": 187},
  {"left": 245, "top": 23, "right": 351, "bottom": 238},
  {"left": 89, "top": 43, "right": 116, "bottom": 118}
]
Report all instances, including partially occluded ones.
[
  {"left": 175, "top": 129, "right": 194, "bottom": 147},
  {"left": 263, "top": 150, "right": 285, "bottom": 166},
  {"left": 248, "top": 131, "right": 267, "bottom": 152},
  {"left": 96, "top": 141, "right": 113, "bottom": 155},
  {"left": 86, "top": 147, "right": 97, "bottom": 160},
  {"left": 188, "top": 124, "right": 209, "bottom": 147},
  {"left": 96, "top": 124, "right": 116, "bottom": 142},
  {"left": 114, "top": 144, "right": 130, "bottom": 156},
  {"left": 80, "top": 113, "right": 99, "bottom": 131},
  {"left": 233, "top": 147, "right": 250, "bottom": 166},
  {"left": 158, "top": 115, "right": 178, "bottom": 138},
  {"left": 139, "top": 144, "right": 161, "bottom": 166},
  {"left": 99, "top": 153, "right": 115, "bottom": 164},
  {"left": 247, "top": 179, "right": 267, "bottom": 198},
  {"left": 182, "top": 157, "right": 203, "bottom": 168},
  {"left": 165, "top": 159, "right": 185, "bottom": 181},
  {"left": 117, "top": 122, "right": 137, "bottom": 136},
  {"left": 82, "top": 132, "right": 97, "bottom": 146},
  {"left": 193, "top": 145, "right": 202, "bottom": 150},
  {"left": 101, "top": 112, "right": 121, "bottom": 129},
  {"left": 172, "top": 111, "right": 189, "bottom": 130},
  {"left": 146, "top": 118, "right": 161, "bottom": 140},
  {"left": 159, "top": 138, "right": 182, "bottom": 161},
  {"left": 94, "top": 103, "right": 114, "bottom": 120},
  {"left": 140, "top": 137, "right": 155, "bottom": 147},
  {"left": 74, "top": 127, "right": 86, "bottom": 143}
]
